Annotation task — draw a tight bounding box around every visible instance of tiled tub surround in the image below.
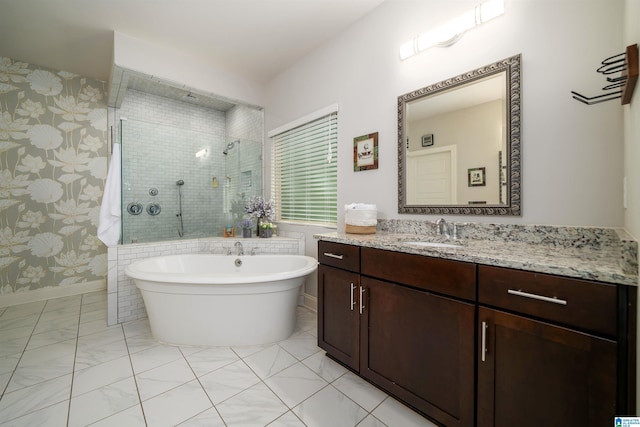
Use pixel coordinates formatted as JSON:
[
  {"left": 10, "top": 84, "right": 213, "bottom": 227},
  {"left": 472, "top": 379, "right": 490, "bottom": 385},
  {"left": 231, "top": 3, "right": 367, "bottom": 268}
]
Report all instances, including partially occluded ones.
[
  {"left": 317, "top": 220, "right": 638, "bottom": 286},
  {"left": 108, "top": 236, "right": 304, "bottom": 325}
]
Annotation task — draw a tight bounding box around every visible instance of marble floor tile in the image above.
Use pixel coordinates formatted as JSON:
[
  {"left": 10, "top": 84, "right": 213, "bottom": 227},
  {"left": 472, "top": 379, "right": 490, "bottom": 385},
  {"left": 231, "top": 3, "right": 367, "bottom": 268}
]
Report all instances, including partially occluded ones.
[
  {"left": 332, "top": 371, "right": 388, "bottom": 412},
  {"left": 198, "top": 360, "right": 260, "bottom": 404},
  {"left": 25, "top": 327, "right": 78, "bottom": 351},
  {"left": 136, "top": 357, "right": 195, "bottom": 401},
  {"left": 177, "top": 407, "right": 226, "bottom": 427},
  {"left": 7, "top": 339, "right": 77, "bottom": 392},
  {"left": 0, "top": 315, "right": 39, "bottom": 333},
  {"left": 264, "top": 362, "right": 328, "bottom": 408},
  {"left": 72, "top": 355, "right": 134, "bottom": 397},
  {"left": 74, "top": 338, "right": 129, "bottom": 371},
  {"left": 67, "top": 376, "right": 139, "bottom": 427},
  {"left": 0, "top": 399, "right": 69, "bottom": 427},
  {"left": 142, "top": 379, "right": 213, "bottom": 427},
  {"left": 292, "top": 385, "right": 368, "bottom": 427},
  {"left": 183, "top": 347, "right": 238, "bottom": 377},
  {"left": 302, "top": 351, "right": 348, "bottom": 383},
  {"left": 89, "top": 404, "right": 146, "bottom": 427},
  {"left": 31, "top": 315, "right": 78, "bottom": 336},
  {"left": 243, "top": 344, "right": 298, "bottom": 380},
  {"left": 0, "top": 293, "right": 442, "bottom": 427},
  {"left": 125, "top": 333, "right": 162, "bottom": 354},
  {"left": 0, "top": 302, "right": 45, "bottom": 321},
  {"left": 121, "top": 318, "right": 152, "bottom": 339},
  {"left": 0, "top": 374, "right": 72, "bottom": 423},
  {"left": 0, "top": 336, "right": 30, "bottom": 359},
  {"left": 0, "top": 325, "right": 38, "bottom": 343},
  {"left": 278, "top": 331, "right": 321, "bottom": 360},
  {"left": 216, "top": 382, "right": 288, "bottom": 426},
  {"left": 270, "top": 410, "right": 306, "bottom": 426},
  {"left": 372, "top": 397, "right": 439, "bottom": 427},
  {"left": 357, "top": 414, "right": 389, "bottom": 427},
  {"left": 129, "top": 344, "right": 184, "bottom": 375}
]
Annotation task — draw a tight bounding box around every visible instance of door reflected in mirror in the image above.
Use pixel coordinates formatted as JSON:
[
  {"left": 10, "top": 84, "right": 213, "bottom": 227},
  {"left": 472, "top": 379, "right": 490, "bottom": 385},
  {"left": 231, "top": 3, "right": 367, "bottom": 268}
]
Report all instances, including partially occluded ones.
[{"left": 398, "top": 54, "right": 521, "bottom": 216}]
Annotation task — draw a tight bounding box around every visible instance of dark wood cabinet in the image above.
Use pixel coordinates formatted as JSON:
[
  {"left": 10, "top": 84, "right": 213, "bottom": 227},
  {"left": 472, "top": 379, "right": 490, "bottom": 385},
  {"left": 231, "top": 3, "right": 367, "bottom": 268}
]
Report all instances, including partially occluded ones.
[
  {"left": 318, "top": 242, "right": 477, "bottom": 427},
  {"left": 317, "top": 240, "right": 636, "bottom": 427},
  {"left": 478, "top": 264, "right": 635, "bottom": 426},
  {"left": 361, "top": 276, "right": 475, "bottom": 427},
  {"left": 318, "top": 264, "right": 360, "bottom": 370},
  {"left": 477, "top": 307, "right": 617, "bottom": 427}
]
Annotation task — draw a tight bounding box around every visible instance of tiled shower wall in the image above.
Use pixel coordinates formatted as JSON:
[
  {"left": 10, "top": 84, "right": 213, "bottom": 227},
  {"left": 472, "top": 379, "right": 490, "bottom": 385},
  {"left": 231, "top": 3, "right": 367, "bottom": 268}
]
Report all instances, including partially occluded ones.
[
  {"left": 113, "top": 89, "right": 264, "bottom": 243},
  {"left": 107, "top": 236, "right": 304, "bottom": 325},
  {"left": 117, "top": 89, "right": 226, "bottom": 243}
]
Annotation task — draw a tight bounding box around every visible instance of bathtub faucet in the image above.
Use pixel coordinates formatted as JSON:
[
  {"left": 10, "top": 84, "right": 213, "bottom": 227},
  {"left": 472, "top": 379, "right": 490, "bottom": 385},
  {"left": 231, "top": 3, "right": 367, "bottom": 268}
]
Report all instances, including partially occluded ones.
[{"left": 234, "top": 241, "right": 244, "bottom": 256}]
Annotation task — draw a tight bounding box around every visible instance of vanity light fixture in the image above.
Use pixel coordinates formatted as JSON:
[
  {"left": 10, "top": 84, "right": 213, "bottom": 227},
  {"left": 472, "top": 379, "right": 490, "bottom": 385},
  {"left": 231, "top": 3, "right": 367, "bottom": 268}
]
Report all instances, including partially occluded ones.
[{"left": 399, "top": 0, "right": 505, "bottom": 60}]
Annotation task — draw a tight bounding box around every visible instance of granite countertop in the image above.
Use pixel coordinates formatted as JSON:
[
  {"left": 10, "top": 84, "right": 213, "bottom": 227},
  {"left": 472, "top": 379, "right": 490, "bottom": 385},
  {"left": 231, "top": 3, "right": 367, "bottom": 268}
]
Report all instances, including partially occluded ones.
[{"left": 314, "top": 231, "right": 639, "bottom": 286}]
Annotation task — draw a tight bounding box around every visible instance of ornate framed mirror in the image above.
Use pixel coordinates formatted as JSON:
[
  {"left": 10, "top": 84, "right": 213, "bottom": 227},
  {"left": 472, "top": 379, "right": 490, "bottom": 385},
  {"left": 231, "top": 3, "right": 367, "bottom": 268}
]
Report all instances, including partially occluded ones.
[{"left": 398, "top": 54, "right": 521, "bottom": 215}]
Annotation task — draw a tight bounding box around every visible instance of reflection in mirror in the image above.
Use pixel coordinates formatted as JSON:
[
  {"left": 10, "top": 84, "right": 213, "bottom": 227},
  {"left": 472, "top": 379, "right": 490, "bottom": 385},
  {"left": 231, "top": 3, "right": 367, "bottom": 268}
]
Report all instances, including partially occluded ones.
[{"left": 398, "top": 54, "right": 521, "bottom": 215}]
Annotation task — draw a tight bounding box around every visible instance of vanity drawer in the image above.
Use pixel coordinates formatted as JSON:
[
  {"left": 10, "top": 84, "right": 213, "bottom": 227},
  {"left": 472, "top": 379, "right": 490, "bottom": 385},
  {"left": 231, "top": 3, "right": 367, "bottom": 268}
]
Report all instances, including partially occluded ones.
[
  {"left": 361, "top": 247, "right": 476, "bottom": 301},
  {"left": 318, "top": 241, "right": 360, "bottom": 273},
  {"left": 478, "top": 265, "right": 617, "bottom": 337}
]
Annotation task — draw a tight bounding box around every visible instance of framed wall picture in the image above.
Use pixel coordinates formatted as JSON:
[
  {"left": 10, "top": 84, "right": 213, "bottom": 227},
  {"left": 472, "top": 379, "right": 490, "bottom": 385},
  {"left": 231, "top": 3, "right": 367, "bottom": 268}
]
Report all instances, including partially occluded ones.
[
  {"left": 421, "top": 134, "right": 434, "bottom": 147},
  {"left": 354, "top": 132, "right": 378, "bottom": 171},
  {"left": 468, "top": 167, "right": 486, "bottom": 187}
]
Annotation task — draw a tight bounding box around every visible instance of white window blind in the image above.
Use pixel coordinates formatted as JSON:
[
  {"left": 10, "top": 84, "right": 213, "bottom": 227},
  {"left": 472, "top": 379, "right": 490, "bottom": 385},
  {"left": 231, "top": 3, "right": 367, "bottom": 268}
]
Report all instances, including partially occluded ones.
[{"left": 271, "top": 111, "right": 338, "bottom": 226}]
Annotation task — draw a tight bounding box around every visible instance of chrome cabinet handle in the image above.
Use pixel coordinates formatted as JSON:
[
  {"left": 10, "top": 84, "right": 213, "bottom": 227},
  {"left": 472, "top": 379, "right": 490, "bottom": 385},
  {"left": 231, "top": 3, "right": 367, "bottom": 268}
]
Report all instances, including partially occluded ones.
[
  {"left": 507, "top": 289, "right": 567, "bottom": 306},
  {"left": 350, "top": 283, "right": 356, "bottom": 311},
  {"left": 359, "top": 287, "right": 365, "bottom": 315},
  {"left": 323, "top": 252, "right": 344, "bottom": 260},
  {"left": 481, "top": 321, "right": 488, "bottom": 362}
]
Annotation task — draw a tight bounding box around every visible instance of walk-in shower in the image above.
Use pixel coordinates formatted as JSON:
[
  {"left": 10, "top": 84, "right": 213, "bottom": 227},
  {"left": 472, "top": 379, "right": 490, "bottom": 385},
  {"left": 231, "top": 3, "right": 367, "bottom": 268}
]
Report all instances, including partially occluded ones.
[{"left": 119, "top": 119, "right": 263, "bottom": 244}]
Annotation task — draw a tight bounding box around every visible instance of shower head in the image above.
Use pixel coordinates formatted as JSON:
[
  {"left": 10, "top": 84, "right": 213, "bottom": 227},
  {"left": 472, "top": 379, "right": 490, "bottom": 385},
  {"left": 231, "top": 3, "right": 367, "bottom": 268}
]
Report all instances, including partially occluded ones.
[
  {"left": 176, "top": 180, "right": 185, "bottom": 186},
  {"left": 223, "top": 149, "right": 228, "bottom": 155}
]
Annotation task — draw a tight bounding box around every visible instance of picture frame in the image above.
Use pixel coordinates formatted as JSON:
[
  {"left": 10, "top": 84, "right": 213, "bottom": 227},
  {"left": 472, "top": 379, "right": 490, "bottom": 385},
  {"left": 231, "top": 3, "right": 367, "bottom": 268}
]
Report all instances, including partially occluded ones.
[
  {"left": 421, "top": 134, "right": 434, "bottom": 147},
  {"left": 354, "top": 132, "right": 378, "bottom": 171},
  {"left": 468, "top": 167, "right": 486, "bottom": 187}
]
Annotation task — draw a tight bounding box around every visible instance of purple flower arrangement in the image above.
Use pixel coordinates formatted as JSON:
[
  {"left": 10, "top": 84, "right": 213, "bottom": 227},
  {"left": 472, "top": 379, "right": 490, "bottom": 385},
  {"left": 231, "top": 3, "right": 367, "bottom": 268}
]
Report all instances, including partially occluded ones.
[{"left": 245, "top": 196, "right": 275, "bottom": 221}]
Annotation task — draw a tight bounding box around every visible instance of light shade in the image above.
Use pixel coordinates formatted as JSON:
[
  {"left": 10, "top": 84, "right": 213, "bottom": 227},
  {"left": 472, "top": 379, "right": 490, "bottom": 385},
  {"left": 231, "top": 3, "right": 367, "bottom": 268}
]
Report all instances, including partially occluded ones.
[{"left": 399, "top": 0, "right": 504, "bottom": 60}]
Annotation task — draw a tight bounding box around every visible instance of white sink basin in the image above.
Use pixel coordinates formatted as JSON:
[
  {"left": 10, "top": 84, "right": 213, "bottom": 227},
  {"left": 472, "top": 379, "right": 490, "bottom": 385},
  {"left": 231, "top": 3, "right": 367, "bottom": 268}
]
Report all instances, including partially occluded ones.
[{"left": 403, "top": 241, "right": 463, "bottom": 249}]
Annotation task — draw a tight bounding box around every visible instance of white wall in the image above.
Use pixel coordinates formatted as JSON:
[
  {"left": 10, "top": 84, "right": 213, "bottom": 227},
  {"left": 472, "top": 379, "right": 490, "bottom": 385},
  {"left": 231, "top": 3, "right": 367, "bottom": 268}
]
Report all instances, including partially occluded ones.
[
  {"left": 265, "top": 0, "right": 625, "bottom": 230},
  {"left": 624, "top": 0, "right": 639, "bottom": 242}
]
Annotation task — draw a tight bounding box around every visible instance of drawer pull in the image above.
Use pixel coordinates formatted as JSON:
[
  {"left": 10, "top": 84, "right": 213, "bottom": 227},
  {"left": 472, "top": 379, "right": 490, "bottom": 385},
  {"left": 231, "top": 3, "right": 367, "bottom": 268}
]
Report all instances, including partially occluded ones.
[
  {"left": 481, "top": 321, "right": 488, "bottom": 362},
  {"left": 350, "top": 283, "right": 356, "bottom": 311},
  {"left": 507, "top": 289, "right": 567, "bottom": 306},
  {"left": 323, "top": 252, "right": 344, "bottom": 260},
  {"left": 359, "top": 287, "right": 366, "bottom": 315}
]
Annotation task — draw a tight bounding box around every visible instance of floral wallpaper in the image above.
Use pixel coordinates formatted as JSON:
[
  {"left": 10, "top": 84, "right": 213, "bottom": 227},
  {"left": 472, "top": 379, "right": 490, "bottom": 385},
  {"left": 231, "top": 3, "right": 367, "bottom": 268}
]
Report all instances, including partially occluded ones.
[{"left": 0, "top": 57, "right": 108, "bottom": 295}]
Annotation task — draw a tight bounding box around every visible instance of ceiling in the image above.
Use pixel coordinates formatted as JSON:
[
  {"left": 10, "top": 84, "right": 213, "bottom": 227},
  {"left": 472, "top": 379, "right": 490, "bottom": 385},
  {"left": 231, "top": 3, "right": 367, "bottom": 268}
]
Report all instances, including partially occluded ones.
[{"left": 0, "top": 0, "right": 385, "bottom": 84}]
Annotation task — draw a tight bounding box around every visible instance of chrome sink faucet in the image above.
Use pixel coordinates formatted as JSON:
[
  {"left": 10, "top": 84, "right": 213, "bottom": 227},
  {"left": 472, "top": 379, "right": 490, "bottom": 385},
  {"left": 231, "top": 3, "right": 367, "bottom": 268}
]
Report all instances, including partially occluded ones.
[
  {"left": 234, "top": 241, "right": 244, "bottom": 256},
  {"left": 436, "top": 218, "right": 449, "bottom": 237}
]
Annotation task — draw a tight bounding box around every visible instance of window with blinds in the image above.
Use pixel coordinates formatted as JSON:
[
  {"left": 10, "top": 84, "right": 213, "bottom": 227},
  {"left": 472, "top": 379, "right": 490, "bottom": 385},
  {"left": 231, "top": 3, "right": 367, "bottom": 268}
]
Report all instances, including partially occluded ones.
[{"left": 271, "top": 111, "right": 337, "bottom": 226}]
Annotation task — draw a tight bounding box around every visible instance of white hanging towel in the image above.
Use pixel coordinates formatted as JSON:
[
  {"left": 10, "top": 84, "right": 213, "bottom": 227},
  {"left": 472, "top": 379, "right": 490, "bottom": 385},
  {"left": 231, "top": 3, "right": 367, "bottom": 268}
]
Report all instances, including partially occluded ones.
[{"left": 98, "top": 143, "right": 122, "bottom": 247}]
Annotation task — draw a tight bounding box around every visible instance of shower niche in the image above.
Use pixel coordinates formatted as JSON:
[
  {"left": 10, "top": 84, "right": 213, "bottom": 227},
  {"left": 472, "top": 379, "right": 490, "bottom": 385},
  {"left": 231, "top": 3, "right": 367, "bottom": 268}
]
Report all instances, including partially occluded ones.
[{"left": 113, "top": 76, "right": 264, "bottom": 244}]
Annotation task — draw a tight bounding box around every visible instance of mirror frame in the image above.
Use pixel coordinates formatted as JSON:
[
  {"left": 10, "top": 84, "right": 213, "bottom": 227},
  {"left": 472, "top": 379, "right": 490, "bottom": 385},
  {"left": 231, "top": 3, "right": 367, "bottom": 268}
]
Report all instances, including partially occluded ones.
[{"left": 398, "top": 54, "right": 521, "bottom": 216}]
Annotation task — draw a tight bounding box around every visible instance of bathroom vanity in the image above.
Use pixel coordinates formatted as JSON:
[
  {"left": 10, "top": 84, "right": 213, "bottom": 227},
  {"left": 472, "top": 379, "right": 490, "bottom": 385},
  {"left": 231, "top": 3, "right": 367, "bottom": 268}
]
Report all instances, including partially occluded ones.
[{"left": 316, "top": 229, "right": 637, "bottom": 427}]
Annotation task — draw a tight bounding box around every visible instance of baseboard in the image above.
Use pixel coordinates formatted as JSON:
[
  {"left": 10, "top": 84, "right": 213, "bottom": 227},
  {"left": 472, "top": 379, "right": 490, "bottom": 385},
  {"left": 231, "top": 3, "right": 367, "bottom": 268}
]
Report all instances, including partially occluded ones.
[
  {"left": 0, "top": 280, "right": 106, "bottom": 308},
  {"left": 302, "top": 293, "right": 317, "bottom": 312}
]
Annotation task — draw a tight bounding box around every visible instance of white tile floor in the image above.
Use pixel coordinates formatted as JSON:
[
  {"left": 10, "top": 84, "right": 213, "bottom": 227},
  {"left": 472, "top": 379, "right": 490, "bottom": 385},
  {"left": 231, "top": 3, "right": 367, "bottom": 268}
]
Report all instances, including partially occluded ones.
[{"left": 0, "top": 292, "right": 438, "bottom": 427}]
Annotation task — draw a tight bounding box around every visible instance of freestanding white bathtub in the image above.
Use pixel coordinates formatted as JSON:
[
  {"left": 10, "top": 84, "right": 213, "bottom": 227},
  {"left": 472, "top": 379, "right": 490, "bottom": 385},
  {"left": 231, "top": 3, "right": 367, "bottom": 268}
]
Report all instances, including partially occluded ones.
[{"left": 125, "top": 254, "right": 318, "bottom": 346}]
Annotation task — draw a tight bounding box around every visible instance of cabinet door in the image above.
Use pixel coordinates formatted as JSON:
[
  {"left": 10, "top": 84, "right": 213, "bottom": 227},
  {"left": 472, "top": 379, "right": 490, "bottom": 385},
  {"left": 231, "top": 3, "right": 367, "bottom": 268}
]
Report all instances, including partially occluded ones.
[
  {"left": 318, "top": 265, "right": 360, "bottom": 370},
  {"left": 478, "top": 307, "right": 617, "bottom": 427},
  {"left": 360, "top": 277, "right": 476, "bottom": 427}
]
